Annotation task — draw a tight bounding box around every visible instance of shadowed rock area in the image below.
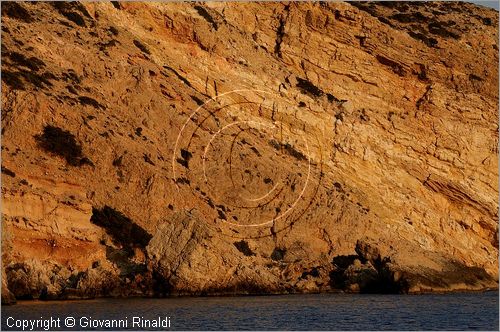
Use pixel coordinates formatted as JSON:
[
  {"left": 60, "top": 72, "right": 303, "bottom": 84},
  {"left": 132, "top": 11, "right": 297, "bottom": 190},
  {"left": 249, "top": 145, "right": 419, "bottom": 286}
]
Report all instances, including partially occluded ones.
[{"left": 1, "top": 1, "right": 498, "bottom": 303}]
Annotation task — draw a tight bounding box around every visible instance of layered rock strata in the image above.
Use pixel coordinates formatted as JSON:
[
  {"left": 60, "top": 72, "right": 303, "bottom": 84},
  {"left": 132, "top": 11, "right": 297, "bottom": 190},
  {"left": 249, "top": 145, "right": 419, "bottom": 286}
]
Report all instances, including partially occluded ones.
[{"left": 1, "top": 1, "right": 498, "bottom": 303}]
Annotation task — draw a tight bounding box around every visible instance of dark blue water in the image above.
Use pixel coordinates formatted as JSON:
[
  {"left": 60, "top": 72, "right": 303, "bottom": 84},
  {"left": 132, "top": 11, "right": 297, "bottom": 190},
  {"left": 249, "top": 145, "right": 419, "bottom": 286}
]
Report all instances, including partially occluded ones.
[{"left": 2, "top": 291, "right": 498, "bottom": 330}]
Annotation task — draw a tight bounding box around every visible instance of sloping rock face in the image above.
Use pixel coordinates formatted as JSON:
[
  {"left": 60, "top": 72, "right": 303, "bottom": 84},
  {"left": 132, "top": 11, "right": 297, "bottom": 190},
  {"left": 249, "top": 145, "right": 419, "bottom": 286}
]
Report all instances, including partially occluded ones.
[{"left": 1, "top": 1, "right": 498, "bottom": 302}]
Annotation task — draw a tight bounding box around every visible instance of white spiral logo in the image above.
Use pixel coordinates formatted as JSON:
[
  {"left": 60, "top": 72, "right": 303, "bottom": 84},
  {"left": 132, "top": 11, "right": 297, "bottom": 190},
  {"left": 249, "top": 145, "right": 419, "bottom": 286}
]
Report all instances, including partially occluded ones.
[{"left": 172, "top": 89, "right": 323, "bottom": 237}]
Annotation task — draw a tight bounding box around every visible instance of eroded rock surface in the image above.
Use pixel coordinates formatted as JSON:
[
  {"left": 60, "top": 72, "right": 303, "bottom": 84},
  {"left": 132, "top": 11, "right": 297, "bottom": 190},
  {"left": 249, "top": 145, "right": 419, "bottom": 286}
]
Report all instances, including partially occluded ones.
[{"left": 1, "top": 1, "right": 498, "bottom": 302}]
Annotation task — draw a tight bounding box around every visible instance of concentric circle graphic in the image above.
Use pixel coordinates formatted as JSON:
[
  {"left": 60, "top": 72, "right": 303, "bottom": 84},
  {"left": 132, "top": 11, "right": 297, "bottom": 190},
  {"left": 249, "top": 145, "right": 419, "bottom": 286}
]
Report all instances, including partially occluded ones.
[{"left": 172, "top": 89, "right": 324, "bottom": 237}]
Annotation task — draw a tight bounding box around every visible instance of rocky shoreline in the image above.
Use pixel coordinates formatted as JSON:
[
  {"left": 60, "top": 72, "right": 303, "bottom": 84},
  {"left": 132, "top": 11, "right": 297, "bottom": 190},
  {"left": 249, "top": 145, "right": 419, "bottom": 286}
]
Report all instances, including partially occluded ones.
[{"left": 2, "top": 211, "right": 497, "bottom": 305}]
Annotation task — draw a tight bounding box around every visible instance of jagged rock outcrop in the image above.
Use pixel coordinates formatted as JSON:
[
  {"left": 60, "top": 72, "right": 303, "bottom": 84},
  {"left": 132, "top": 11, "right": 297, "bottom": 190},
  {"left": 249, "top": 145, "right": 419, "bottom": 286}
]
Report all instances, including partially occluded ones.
[
  {"left": 147, "top": 211, "right": 285, "bottom": 295},
  {"left": 1, "top": 1, "right": 498, "bottom": 302}
]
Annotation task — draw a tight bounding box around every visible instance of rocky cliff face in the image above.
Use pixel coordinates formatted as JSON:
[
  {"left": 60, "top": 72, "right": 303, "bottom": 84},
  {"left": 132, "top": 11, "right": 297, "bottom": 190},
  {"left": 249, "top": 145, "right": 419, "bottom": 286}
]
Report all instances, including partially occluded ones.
[{"left": 1, "top": 1, "right": 498, "bottom": 303}]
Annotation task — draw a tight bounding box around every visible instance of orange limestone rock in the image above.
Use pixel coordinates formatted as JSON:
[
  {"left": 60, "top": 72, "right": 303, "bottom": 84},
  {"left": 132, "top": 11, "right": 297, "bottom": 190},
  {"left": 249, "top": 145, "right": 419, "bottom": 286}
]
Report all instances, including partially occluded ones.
[{"left": 1, "top": 1, "right": 498, "bottom": 302}]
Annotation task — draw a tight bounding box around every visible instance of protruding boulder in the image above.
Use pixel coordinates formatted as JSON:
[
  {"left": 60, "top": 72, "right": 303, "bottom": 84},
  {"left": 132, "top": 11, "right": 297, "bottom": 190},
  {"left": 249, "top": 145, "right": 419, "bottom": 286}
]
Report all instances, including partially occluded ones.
[
  {"left": 147, "top": 211, "right": 284, "bottom": 295},
  {"left": 355, "top": 239, "right": 381, "bottom": 265}
]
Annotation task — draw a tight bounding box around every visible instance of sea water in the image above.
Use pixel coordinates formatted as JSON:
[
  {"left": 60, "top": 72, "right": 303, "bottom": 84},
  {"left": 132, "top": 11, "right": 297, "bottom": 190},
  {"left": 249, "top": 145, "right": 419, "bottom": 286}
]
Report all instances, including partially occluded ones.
[{"left": 2, "top": 291, "right": 498, "bottom": 330}]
